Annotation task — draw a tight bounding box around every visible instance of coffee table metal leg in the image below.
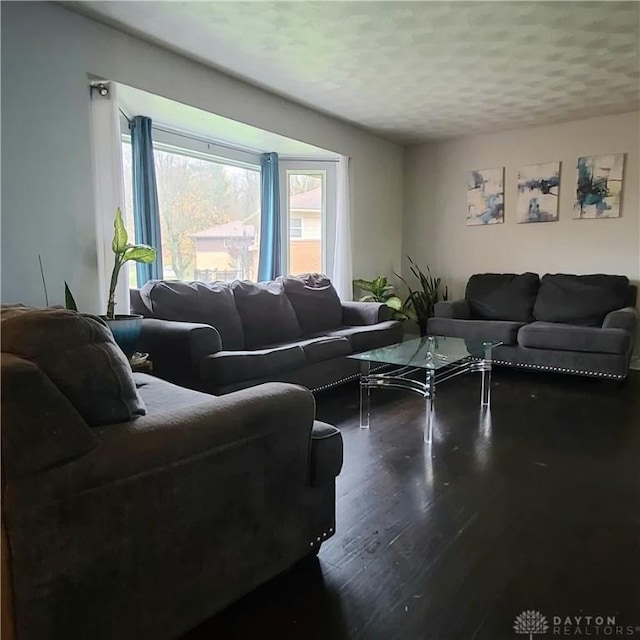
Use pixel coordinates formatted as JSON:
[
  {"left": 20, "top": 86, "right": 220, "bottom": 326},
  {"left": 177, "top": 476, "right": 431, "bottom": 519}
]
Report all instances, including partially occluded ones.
[
  {"left": 424, "top": 369, "right": 435, "bottom": 444},
  {"left": 481, "top": 343, "right": 492, "bottom": 407},
  {"left": 360, "top": 361, "right": 371, "bottom": 429}
]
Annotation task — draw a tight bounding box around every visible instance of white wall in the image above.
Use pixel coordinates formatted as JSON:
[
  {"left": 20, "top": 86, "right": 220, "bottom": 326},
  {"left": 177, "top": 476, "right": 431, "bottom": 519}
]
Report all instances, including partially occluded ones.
[
  {"left": 1, "top": 2, "right": 403, "bottom": 312},
  {"left": 403, "top": 111, "right": 639, "bottom": 302}
]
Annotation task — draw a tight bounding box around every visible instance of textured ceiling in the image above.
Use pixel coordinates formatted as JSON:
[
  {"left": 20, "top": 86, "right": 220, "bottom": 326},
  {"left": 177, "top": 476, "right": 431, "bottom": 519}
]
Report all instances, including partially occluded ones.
[{"left": 70, "top": 1, "right": 640, "bottom": 143}]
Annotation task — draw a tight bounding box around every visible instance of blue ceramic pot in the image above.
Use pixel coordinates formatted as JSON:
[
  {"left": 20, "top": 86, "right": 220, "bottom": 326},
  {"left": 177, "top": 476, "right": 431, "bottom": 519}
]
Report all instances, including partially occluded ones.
[{"left": 102, "top": 314, "right": 143, "bottom": 358}]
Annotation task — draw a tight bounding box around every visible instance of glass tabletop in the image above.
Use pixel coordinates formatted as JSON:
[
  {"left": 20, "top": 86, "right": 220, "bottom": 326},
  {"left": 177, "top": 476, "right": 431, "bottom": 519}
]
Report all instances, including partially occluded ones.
[{"left": 349, "top": 335, "right": 502, "bottom": 371}]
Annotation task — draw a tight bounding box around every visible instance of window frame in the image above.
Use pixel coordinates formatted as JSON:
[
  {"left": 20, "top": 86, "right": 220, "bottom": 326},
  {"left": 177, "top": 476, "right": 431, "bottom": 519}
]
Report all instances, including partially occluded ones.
[
  {"left": 120, "top": 116, "right": 340, "bottom": 282},
  {"left": 120, "top": 128, "right": 262, "bottom": 284},
  {"left": 279, "top": 161, "right": 337, "bottom": 276}
]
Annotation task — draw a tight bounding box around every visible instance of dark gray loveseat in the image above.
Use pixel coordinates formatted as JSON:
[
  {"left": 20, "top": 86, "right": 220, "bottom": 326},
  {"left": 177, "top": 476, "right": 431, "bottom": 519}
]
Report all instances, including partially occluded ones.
[
  {"left": 131, "top": 273, "right": 403, "bottom": 394},
  {"left": 428, "top": 273, "right": 637, "bottom": 379},
  {"left": 2, "top": 306, "right": 343, "bottom": 640}
]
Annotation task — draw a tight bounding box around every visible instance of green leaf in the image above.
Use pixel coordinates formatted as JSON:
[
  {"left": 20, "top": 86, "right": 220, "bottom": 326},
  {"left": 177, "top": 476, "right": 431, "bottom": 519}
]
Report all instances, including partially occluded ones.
[
  {"left": 385, "top": 296, "right": 403, "bottom": 311},
  {"left": 122, "top": 244, "right": 157, "bottom": 264},
  {"left": 403, "top": 308, "right": 418, "bottom": 323},
  {"left": 112, "top": 207, "right": 129, "bottom": 254},
  {"left": 64, "top": 281, "right": 77, "bottom": 311},
  {"left": 374, "top": 276, "right": 387, "bottom": 292},
  {"left": 353, "top": 279, "right": 375, "bottom": 293}
]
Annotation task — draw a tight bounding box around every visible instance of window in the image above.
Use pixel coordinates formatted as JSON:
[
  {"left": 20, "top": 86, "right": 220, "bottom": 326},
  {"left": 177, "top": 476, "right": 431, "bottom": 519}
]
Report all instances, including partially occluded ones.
[
  {"left": 121, "top": 121, "right": 339, "bottom": 285},
  {"left": 280, "top": 163, "right": 336, "bottom": 277},
  {"left": 122, "top": 138, "right": 260, "bottom": 284},
  {"left": 289, "top": 217, "right": 303, "bottom": 239}
]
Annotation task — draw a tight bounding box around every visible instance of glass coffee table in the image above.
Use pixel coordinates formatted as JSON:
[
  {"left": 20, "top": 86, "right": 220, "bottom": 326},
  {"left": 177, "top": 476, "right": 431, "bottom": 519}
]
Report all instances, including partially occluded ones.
[{"left": 349, "top": 336, "right": 502, "bottom": 444}]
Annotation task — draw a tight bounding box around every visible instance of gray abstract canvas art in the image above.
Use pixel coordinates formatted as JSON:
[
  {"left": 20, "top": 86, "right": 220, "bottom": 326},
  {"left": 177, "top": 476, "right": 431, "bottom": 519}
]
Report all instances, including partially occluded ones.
[
  {"left": 516, "top": 162, "right": 560, "bottom": 223},
  {"left": 467, "top": 168, "right": 504, "bottom": 225}
]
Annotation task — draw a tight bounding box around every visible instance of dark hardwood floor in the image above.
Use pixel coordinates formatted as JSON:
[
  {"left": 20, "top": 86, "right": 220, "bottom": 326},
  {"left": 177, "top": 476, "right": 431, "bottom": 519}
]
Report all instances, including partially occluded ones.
[{"left": 183, "top": 369, "right": 640, "bottom": 640}]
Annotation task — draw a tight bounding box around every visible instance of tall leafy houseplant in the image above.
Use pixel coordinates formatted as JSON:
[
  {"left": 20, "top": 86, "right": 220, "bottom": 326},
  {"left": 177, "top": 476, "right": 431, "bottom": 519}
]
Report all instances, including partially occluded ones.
[
  {"left": 396, "top": 257, "right": 448, "bottom": 336},
  {"left": 353, "top": 276, "right": 404, "bottom": 315},
  {"left": 107, "top": 208, "right": 157, "bottom": 319},
  {"left": 100, "top": 208, "right": 157, "bottom": 358}
]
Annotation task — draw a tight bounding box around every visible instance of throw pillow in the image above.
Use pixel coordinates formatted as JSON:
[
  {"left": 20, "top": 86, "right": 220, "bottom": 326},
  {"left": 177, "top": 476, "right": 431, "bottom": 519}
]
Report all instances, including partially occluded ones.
[
  {"left": 465, "top": 273, "right": 540, "bottom": 322},
  {"left": 140, "top": 280, "right": 245, "bottom": 350},
  {"left": 533, "top": 274, "right": 630, "bottom": 326},
  {"left": 280, "top": 273, "right": 343, "bottom": 336},
  {"left": 231, "top": 280, "right": 302, "bottom": 348},
  {"left": 1, "top": 306, "right": 146, "bottom": 426}
]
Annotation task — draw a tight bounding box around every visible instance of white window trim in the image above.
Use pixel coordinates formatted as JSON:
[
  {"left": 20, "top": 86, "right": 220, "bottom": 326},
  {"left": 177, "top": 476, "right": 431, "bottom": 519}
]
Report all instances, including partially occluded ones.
[
  {"left": 150, "top": 127, "right": 262, "bottom": 170},
  {"left": 120, "top": 114, "right": 340, "bottom": 281},
  {"left": 121, "top": 130, "right": 260, "bottom": 172},
  {"left": 279, "top": 161, "right": 337, "bottom": 276},
  {"left": 120, "top": 114, "right": 339, "bottom": 168}
]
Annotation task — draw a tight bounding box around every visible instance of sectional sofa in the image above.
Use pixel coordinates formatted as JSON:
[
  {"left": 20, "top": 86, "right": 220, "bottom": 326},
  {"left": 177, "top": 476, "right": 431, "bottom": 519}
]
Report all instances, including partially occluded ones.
[
  {"left": 131, "top": 273, "right": 403, "bottom": 394},
  {"left": 427, "top": 273, "right": 637, "bottom": 380}
]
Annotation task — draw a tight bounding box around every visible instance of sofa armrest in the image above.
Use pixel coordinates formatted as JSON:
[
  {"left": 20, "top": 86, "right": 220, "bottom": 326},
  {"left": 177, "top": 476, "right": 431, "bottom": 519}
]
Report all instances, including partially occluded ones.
[
  {"left": 342, "top": 301, "right": 393, "bottom": 325},
  {"left": 602, "top": 307, "right": 638, "bottom": 333},
  {"left": 21, "top": 382, "right": 322, "bottom": 500},
  {"left": 433, "top": 299, "right": 471, "bottom": 319},
  {"left": 138, "top": 318, "right": 223, "bottom": 386}
]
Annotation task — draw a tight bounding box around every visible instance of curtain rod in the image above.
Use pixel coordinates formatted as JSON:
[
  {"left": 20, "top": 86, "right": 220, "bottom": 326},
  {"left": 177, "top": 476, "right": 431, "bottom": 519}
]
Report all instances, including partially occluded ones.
[
  {"left": 151, "top": 123, "right": 263, "bottom": 157},
  {"left": 151, "top": 122, "right": 338, "bottom": 163},
  {"left": 119, "top": 108, "right": 133, "bottom": 125}
]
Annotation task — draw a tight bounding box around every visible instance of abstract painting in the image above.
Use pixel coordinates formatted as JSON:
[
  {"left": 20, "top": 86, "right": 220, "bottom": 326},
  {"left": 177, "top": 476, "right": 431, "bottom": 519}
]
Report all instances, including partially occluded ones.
[
  {"left": 574, "top": 154, "right": 625, "bottom": 219},
  {"left": 516, "top": 162, "right": 560, "bottom": 223},
  {"left": 467, "top": 168, "right": 504, "bottom": 225}
]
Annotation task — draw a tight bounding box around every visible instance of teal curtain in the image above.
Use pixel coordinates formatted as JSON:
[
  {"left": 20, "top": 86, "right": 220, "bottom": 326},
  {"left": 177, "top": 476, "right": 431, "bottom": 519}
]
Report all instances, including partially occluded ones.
[
  {"left": 257, "top": 152, "right": 283, "bottom": 281},
  {"left": 130, "top": 116, "right": 163, "bottom": 284}
]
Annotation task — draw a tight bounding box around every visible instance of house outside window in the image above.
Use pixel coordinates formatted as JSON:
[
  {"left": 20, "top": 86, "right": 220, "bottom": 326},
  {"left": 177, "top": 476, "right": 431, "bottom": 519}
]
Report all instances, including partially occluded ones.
[
  {"left": 282, "top": 170, "right": 328, "bottom": 276},
  {"left": 290, "top": 217, "right": 303, "bottom": 239},
  {"left": 122, "top": 138, "right": 261, "bottom": 283}
]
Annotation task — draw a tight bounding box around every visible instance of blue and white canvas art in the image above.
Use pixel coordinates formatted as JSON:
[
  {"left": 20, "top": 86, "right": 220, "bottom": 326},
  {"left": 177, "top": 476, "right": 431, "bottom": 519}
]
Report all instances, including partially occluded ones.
[
  {"left": 467, "top": 168, "right": 504, "bottom": 225},
  {"left": 574, "top": 154, "right": 624, "bottom": 219},
  {"left": 516, "top": 162, "right": 560, "bottom": 223}
]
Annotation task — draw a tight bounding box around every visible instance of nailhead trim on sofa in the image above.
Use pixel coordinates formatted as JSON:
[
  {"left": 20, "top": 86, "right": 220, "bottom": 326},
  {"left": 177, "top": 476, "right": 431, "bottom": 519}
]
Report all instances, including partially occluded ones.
[{"left": 490, "top": 359, "right": 625, "bottom": 380}]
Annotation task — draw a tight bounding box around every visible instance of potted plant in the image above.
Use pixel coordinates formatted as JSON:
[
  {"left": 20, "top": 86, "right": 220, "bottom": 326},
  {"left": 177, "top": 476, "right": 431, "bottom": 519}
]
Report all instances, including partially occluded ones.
[
  {"left": 103, "top": 207, "right": 157, "bottom": 356},
  {"left": 396, "top": 257, "right": 448, "bottom": 336},
  {"left": 352, "top": 275, "right": 405, "bottom": 317}
]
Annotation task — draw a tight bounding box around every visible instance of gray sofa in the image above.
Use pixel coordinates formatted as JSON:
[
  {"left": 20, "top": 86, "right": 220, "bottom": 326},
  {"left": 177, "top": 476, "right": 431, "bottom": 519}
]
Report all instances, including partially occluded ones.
[
  {"left": 428, "top": 273, "right": 638, "bottom": 379},
  {"left": 131, "top": 273, "right": 403, "bottom": 394},
  {"left": 1, "top": 306, "right": 343, "bottom": 640}
]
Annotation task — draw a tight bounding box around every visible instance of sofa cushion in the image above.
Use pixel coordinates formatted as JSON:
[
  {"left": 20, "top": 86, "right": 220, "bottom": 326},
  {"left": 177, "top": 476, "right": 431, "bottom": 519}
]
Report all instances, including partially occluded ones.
[
  {"left": 134, "top": 372, "right": 214, "bottom": 413},
  {"left": 310, "top": 421, "right": 343, "bottom": 486},
  {"left": 280, "top": 274, "right": 343, "bottom": 336},
  {"left": 533, "top": 274, "right": 630, "bottom": 327},
  {"left": 323, "top": 320, "right": 403, "bottom": 353},
  {"left": 518, "top": 321, "right": 631, "bottom": 355},
  {"left": 465, "top": 272, "right": 540, "bottom": 322},
  {"left": 270, "top": 336, "right": 352, "bottom": 365},
  {"left": 200, "top": 344, "right": 306, "bottom": 386},
  {"left": 427, "top": 317, "right": 525, "bottom": 345},
  {"left": 139, "top": 280, "right": 244, "bottom": 350},
  {"left": 0, "top": 306, "right": 146, "bottom": 426},
  {"left": 232, "top": 280, "right": 302, "bottom": 348}
]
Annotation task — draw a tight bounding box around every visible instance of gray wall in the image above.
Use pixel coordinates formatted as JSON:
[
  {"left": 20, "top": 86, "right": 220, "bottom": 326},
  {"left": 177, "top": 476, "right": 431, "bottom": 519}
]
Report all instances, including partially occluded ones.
[
  {"left": 403, "top": 111, "right": 640, "bottom": 299},
  {"left": 1, "top": 2, "right": 404, "bottom": 312}
]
